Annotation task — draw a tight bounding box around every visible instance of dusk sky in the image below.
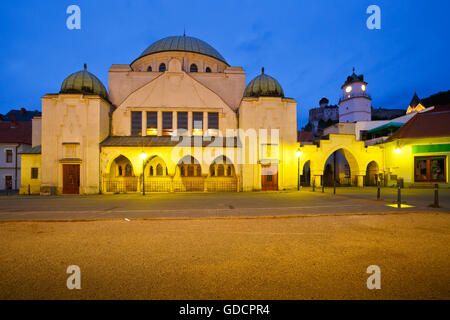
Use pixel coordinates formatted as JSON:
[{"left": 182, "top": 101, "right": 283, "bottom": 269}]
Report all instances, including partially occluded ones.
[{"left": 0, "top": 0, "right": 449, "bottom": 127}]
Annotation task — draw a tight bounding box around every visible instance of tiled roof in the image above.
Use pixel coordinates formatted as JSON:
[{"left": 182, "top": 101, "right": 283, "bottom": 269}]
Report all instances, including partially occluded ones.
[
  {"left": 20, "top": 145, "right": 41, "bottom": 154},
  {"left": 297, "top": 130, "right": 313, "bottom": 142},
  {"left": 386, "top": 109, "right": 450, "bottom": 141},
  {"left": 0, "top": 122, "right": 32, "bottom": 144},
  {"left": 2, "top": 109, "right": 41, "bottom": 122},
  {"left": 100, "top": 136, "right": 241, "bottom": 148}
]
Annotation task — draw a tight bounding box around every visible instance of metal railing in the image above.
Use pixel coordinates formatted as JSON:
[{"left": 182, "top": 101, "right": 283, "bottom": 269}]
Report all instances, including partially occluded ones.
[
  {"left": 339, "top": 92, "right": 371, "bottom": 102},
  {"left": 173, "top": 179, "right": 205, "bottom": 192},
  {"left": 206, "top": 179, "right": 237, "bottom": 192},
  {"left": 105, "top": 177, "right": 138, "bottom": 193}
]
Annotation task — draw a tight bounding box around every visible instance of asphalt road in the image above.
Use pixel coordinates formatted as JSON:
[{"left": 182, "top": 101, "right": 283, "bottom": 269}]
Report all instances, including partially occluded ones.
[
  {"left": 1, "top": 212, "right": 449, "bottom": 299},
  {"left": 0, "top": 188, "right": 448, "bottom": 220}
]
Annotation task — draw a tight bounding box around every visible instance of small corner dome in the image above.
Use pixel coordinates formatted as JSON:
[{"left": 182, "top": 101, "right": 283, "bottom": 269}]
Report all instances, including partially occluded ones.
[
  {"left": 243, "top": 68, "right": 284, "bottom": 98},
  {"left": 60, "top": 64, "right": 108, "bottom": 100}
]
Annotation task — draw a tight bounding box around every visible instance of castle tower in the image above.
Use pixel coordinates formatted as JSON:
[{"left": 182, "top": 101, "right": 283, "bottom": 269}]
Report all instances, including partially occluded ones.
[{"left": 338, "top": 68, "right": 371, "bottom": 122}]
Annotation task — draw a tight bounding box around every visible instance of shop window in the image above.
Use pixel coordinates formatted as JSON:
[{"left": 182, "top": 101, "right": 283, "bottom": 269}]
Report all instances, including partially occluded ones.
[{"left": 414, "top": 156, "right": 446, "bottom": 182}]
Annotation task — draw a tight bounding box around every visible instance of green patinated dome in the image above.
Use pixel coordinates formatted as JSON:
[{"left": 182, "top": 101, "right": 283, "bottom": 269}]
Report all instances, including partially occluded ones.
[
  {"left": 243, "top": 68, "right": 284, "bottom": 98},
  {"left": 60, "top": 64, "right": 108, "bottom": 100},
  {"left": 137, "top": 35, "right": 228, "bottom": 65}
]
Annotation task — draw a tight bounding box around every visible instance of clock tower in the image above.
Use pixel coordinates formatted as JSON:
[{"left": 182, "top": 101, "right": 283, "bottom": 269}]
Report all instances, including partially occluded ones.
[{"left": 338, "top": 68, "right": 372, "bottom": 123}]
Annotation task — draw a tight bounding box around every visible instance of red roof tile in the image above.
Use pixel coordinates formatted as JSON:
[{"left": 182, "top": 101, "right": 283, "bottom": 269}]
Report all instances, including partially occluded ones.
[
  {"left": 0, "top": 122, "right": 32, "bottom": 144},
  {"left": 386, "top": 109, "right": 450, "bottom": 141}
]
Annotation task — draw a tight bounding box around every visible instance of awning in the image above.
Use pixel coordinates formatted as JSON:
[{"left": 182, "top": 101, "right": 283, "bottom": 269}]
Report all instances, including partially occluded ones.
[{"left": 367, "top": 122, "right": 403, "bottom": 135}]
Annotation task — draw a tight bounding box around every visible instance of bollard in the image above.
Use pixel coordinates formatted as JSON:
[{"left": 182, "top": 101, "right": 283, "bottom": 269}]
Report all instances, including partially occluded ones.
[
  {"left": 397, "top": 186, "right": 401, "bottom": 208},
  {"left": 312, "top": 179, "right": 315, "bottom": 192},
  {"left": 434, "top": 184, "right": 439, "bottom": 208},
  {"left": 333, "top": 181, "right": 336, "bottom": 195},
  {"left": 376, "top": 181, "right": 381, "bottom": 200}
]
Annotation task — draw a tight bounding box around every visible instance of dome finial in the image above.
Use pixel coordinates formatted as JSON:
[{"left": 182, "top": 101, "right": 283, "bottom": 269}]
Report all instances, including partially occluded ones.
[
  {"left": 352, "top": 66, "right": 355, "bottom": 73},
  {"left": 84, "top": 63, "right": 87, "bottom": 71},
  {"left": 262, "top": 67, "right": 264, "bottom": 74}
]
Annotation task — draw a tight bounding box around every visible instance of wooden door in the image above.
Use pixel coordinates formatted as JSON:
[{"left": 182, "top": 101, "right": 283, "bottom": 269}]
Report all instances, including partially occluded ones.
[
  {"left": 261, "top": 164, "right": 278, "bottom": 191},
  {"left": 63, "top": 164, "right": 80, "bottom": 194},
  {"left": 5, "top": 176, "right": 12, "bottom": 190}
]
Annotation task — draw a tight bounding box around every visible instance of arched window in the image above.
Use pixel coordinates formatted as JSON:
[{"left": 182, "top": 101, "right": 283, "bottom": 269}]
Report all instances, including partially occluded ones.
[
  {"left": 205, "top": 67, "right": 211, "bottom": 73},
  {"left": 149, "top": 166, "right": 154, "bottom": 176},
  {"left": 217, "top": 165, "right": 224, "bottom": 177},
  {"left": 125, "top": 164, "right": 132, "bottom": 177},
  {"left": 147, "top": 66, "right": 152, "bottom": 72},
  {"left": 159, "top": 63, "right": 166, "bottom": 72},
  {"left": 188, "top": 165, "right": 195, "bottom": 176},
  {"left": 156, "top": 164, "right": 163, "bottom": 176},
  {"left": 118, "top": 166, "right": 123, "bottom": 176},
  {"left": 180, "top": 166, "right": 185, "bottom": 177},
  {"left": 227, "top": 166, "right": 232, "bottom": 176},
  {"left": 190, "top": 64, "right": 198, "bottom": 72}
]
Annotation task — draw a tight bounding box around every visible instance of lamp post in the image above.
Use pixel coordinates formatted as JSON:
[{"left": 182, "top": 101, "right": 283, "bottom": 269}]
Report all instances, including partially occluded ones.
[
  {"left": 296, "top": 148, "right": 302, "bottom": 191},
  {"left": 140, "top": 153, "right": 148, "bottom": 195}
]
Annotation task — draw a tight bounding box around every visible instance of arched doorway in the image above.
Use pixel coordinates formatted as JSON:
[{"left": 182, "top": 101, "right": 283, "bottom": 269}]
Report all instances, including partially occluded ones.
[
  {"left": 174, "top": 155, "right": 204, "bottom": 191},
  {"left": 143, "top": 156, "right": 170, "bottom": 192},
  {"left": 323, "top": 149, "right": 354, "bottom": 187},
  {"left": 365, "top": 161, "right": 379, "bottom": 186},
  {"left": 324, "top": 164, "right": 334, "bottom": 187},
  {"left": 106, "top": 155, "right": 138, "bottom": 193},
  {"left": 300, "top": 161, "right": 311, "bottom": 187},
  {"left": 207, "top": 156, "right": 237, "bottom": 192}
]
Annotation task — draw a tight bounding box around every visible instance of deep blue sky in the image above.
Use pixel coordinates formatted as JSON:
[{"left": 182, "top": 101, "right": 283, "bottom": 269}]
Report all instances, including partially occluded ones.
[{"left": 0, "top": 0, "right": 449, "bottom": 127}]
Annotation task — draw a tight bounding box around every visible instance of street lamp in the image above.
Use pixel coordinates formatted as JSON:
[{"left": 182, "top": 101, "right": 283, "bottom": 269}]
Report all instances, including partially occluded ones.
[
  {"left": 296, "top": 148, "right": 302, "bottom": 191},
  {"left": 140, "top": 153, "right": 148, "bottom": 195}
]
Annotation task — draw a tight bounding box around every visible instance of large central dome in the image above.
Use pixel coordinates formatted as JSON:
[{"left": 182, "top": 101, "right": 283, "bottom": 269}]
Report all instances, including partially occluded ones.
[{"left": 137, "top": 35, "right": 227, "bottom": 65}]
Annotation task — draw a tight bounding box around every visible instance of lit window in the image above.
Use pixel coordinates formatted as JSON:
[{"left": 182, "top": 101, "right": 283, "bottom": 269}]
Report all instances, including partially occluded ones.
[
  {"left": 162, "top": 112, "right": 173, "bottom": 135},
  {"left": 205, "top": 67, "right": 211, "bottom": 73},
  {"left": 207, "top": 112, "right": 219, "bottom": 136},
  {"left": 361, "top": 84, "right": 366, "bottom": 91},
  {"left": 190, "top": 64, "right": 198, "bottom": 72},
  {"left": 159, "top": 63, "right": 166, "bottom": 72},
  {"left": 131, "top": 111, "right": 142, "bottom": 136},
  {"left": 345, "top": 86, "right": 352, "bottom": 93},
  {"left": 177, "top": 112, "right": 188, "bottom": 133},
  {"left": 192, "top": 112, "right": 203, "bottom": 136},
  {"left": 146, "top": 111, "right": 157, "bottom": 135}
]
